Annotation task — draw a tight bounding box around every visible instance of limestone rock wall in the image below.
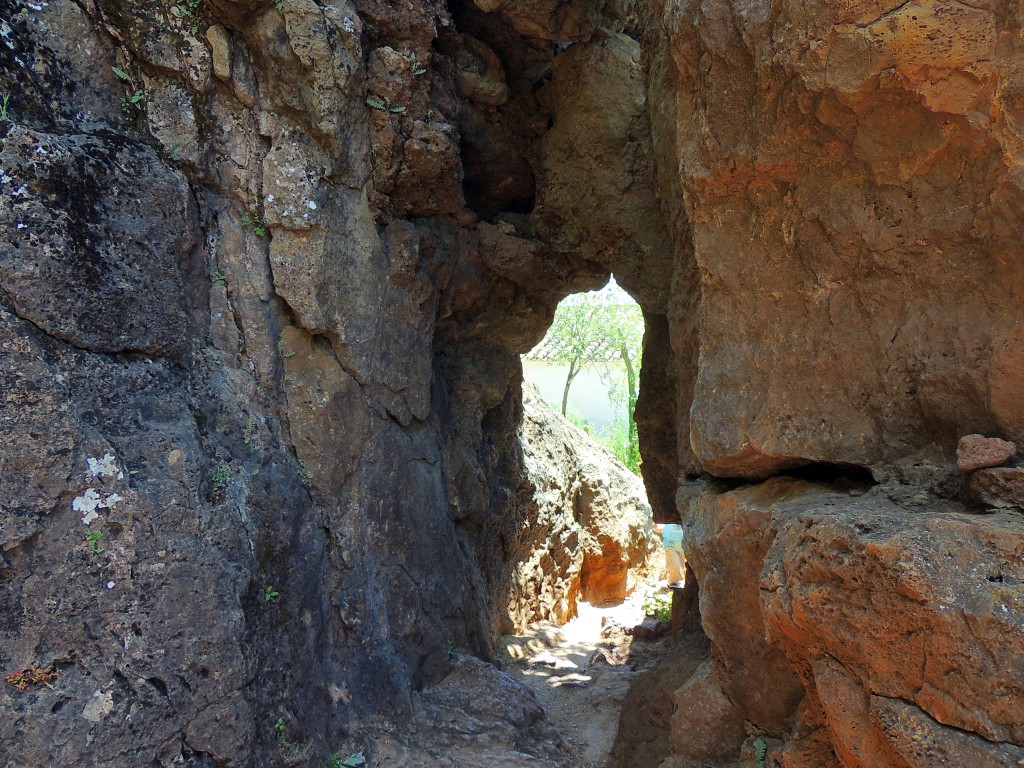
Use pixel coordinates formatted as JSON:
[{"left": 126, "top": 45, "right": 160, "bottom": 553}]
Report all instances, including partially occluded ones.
[
  {"left": 0, "top": 0, "right": 609, "bottom": 764},
  {"left": 504, "top": 383, "right": 660, "bottom": 632},
  {"left": 629, "top": 0, "right": 1024, "bottom": 766}
]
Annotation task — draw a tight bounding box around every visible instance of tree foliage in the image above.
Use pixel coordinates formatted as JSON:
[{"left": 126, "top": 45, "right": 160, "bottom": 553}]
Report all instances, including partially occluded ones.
[
  {"left": 599, "top": 302, "right": 643, "bottom": 472},
  {"left": 543, "top": 300, "right": 609, "bottom": 416},
  {"left": 533, "top": 284, "right": 644, "bottom": 473}
]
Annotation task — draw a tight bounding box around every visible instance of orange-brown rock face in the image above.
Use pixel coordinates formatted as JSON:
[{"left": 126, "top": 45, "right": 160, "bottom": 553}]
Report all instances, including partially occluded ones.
[
  {"left": 503, "top": 384, "right": 660, "bottom": 631},
  {"left": 670, "top": 478, "right": 1024, "bottom": 767},
  {"left": 656, "top": 0, "right": 1024, "bottom": 478},
  {"left": 614, "top": 2, "right": 1024, "bottom": 765},
  {"left": 762, "top": 485, "right": 1024, "bottom": 766}
]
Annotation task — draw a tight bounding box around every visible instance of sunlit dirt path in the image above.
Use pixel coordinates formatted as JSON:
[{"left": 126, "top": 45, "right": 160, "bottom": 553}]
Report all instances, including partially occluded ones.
[{"left": 498, "top": 587, "right": 673, "bottom": 767}]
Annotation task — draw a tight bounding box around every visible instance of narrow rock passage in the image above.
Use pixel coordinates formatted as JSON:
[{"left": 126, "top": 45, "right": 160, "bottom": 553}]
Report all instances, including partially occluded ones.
[{"left": 498, "top": 586, "right": 674, "bottom": 767}]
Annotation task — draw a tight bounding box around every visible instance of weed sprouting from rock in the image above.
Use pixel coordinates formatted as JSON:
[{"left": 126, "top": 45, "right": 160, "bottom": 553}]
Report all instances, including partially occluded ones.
[
  {"left": 242, "top": 212, "right": 267, "bottom": 237},
  {"left": 6, "top": 666, "right": 58, "bottom": 692},
  {"left": 85, "top": 530, "right": 104, "bottom": 553},
  {"left": 210, "top": 459, "right": 230, "bottom": 488},
  {"left": 640, "top": 585, "right": 671, "bottom": 622}
]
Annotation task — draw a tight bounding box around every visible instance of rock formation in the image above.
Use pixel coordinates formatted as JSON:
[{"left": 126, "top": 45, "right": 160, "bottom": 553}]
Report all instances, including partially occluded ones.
[
  {"left": 0, "top": 0, "right": 608, "bottom": 762},
  {"left": 627, "top": 0, "right": 1024, "bottom": 765},
  {"left": 506, "top": 382, "right": 660, "bottom": 631},
  {"left": 1, "top": 0, "right": 1023, "bottom": 764}
]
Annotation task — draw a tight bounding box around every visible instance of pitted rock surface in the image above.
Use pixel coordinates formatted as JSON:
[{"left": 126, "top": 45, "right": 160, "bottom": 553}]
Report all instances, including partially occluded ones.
[
  {"left": 3, "top": 0, "right": 1024, "bottom": 765},
  {"left": 957, "top": 434, "right": 1017, "bottom": 473}
]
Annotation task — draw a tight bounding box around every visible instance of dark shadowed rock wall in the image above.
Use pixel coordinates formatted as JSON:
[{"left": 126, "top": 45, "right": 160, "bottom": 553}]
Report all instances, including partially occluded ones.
[
  {"left": 2, "top": 0, "right": 1024, "bottom": 765},
  {"left": 0, "top": 0, "right": 613, "bottom": 763}
]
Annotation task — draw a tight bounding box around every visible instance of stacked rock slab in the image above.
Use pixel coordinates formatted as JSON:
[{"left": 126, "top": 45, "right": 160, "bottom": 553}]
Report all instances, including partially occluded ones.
[
  {"left": 619, "top": 0, "right": 1024, "bottom": 765},
  {"left": 657, "top": 478, "right": 1024, "bottom": 768}
]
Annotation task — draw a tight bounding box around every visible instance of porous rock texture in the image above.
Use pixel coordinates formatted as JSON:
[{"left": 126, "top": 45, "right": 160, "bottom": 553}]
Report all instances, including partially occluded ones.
[
  {"left": 507, "top": 382, "right": 660, "bottom": 631},
  {"left": 957, "top": 433, "right": 1017, "bottom": 473},
  {"left": 613, "top": 0, "right": 1024, "bottom": 765},
  {"left": 3, "top": 0, "right": 1024, "bottom": 764},
  {"left": 0, "top": 0, "right": 623, "bottom": 764},
  {"left": 658, "top": 0, "right": 1024, "bottom": 480},
  {"left": 667, "top": 477, "right": 1024, "bottom": 767}
]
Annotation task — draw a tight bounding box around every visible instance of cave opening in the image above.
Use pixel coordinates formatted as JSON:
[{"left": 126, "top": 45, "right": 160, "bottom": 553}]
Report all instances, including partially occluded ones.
[
  {"left": 423, "top": 2, "right": 696, "bottom": 758},
  {"left": 481, "top": 273, "right": 689, "bottom": 766},
  {"left": 524, "top": 277, "right": 644, "bottom": 477}
]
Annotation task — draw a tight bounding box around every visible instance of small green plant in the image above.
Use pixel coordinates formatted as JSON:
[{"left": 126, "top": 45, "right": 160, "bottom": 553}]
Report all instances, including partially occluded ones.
[
  {"left": 365, "top": 96, "right": 405, "bottom": 114},
  {"left": 640, "top": 585, "right": 671, "bottom": 622},
  {"left": 210, "top": 459, "right": 230, "bottom": 488},
  {"left": 273, "top": 717, "right": 312, "bottom": 762},
  {"left": 84, "top": 530, "right": 104, "bottom": 553},
  {"left": 243, "top": 418, "right": 259, "bottom": 449},
  {"left": 177, "top": 0, "right": 202, "bottom": 35},
  {"left": 0, "top": 93, "right": 10, "bottom": 122},
  {"left": 241, "top": 212, "right": 267, "bottom": 237},
  {"left": 297, "top": 467, "right": 308, "bottom": 479},
  {"left": 212, "top": 270, "right": 227, "bottom": 286},
  {"left": 275, "top": 0, "right": 284, "bottom": 10},
  {"left": 264, "top": 585, "right": 280, "bottom": 603},
  {"left": 121, "top": 90, "right": 144, "bottom": 113},
  {"left": 753, "top": 736, "right": 767, "bottom": 768},
  {"left": 407, "top": 52, "right": 427, "bottom": 75},
  {"left": 325, "top": 752, "right": 365, "bottom": 768},
  {"left": 112, "top": 66, "right": 145, "bottom": 114},
  {"left": 276, "top": 340, "right": 296, "bottom": 358}
]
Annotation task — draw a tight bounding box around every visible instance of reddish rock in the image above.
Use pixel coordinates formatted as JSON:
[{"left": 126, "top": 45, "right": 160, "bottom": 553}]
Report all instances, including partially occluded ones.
[
  {"left": 650, "top": 0, "right": 1024, "bottom": 478},
  {"left": 870, "top": 695, "right": 1024, "bottom": 768},
  {"left": 683, "top": 478, "right": 807, "bottom": 732},
  {"left": 957, "top": 434, "right": 1017, "bottom": 473},
  {"left": 630, "top": 617, "right": 667, "bottom": 641},
  {"left": 611, "top": 631, "right": 712, "bottom": 768},
  {"left": 504, "top": 383, "right": 661, "bottom": 631},
  {"left": 969, "top": 466, "right": 1024, "bottom": 509},
  {"left": 811, "top": 656, "right": 910, "bottom": 768},
  {"left": 762, "top": 492, "right": 1024, "bottom": 755},
  {"left": 668, "top": 660, "right": 746, "bottom": 761}
]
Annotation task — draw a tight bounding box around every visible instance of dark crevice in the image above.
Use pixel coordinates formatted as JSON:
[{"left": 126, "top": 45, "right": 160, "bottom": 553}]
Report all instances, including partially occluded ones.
[
  {"left": 690, "top": 461, "right": 879, "bottom": 494},
  {"left": 446, "top": 0, "right": 550, "bottom": 221},
  {"left": 778, "top": 461, "right": 878, "bottom": 488},
  {"left": 146, "top": 676, "right": 170, "bottom": 699}
]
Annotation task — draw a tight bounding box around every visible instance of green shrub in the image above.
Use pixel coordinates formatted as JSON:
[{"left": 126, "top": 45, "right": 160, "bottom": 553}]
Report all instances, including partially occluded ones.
[{"left": 640, "top": 585, "right": 671, "bottom": 622}]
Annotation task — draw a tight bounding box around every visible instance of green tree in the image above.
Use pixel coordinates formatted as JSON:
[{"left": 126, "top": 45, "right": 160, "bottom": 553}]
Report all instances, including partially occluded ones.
[
  {"left": 600, "top": 303, "right": 643, "bottom": 471},
  {"left": 532, "top": 284, "right": 644, "bottom": 473},
  {"left": 544, "top": 300, "right": 608, "bottom": 416}
]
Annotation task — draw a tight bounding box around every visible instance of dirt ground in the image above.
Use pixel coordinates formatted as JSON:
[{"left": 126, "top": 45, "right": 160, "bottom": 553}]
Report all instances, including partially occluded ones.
[{"left": 497, "top": 585, "right": 676, "bottom": 767}]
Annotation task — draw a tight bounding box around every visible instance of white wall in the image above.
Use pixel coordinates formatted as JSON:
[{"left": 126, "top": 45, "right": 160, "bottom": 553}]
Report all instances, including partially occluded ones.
[{"left": 523, "top": 360, "right": 626, "bottom": 431}]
